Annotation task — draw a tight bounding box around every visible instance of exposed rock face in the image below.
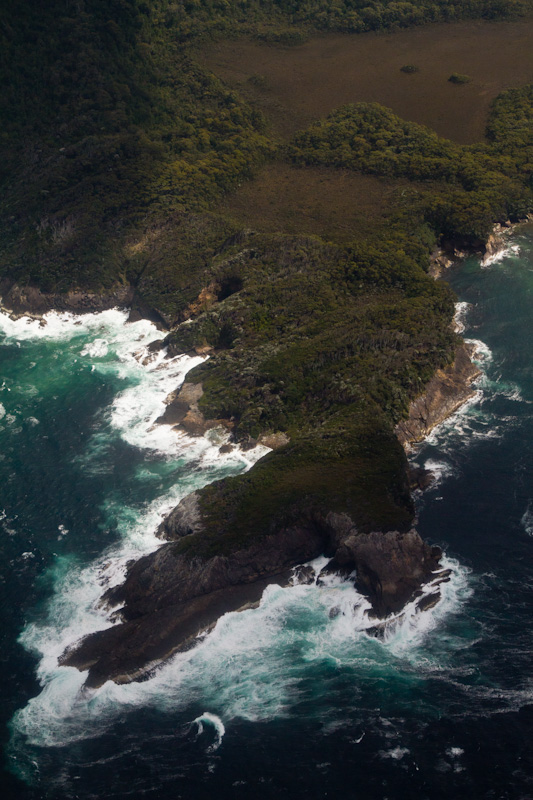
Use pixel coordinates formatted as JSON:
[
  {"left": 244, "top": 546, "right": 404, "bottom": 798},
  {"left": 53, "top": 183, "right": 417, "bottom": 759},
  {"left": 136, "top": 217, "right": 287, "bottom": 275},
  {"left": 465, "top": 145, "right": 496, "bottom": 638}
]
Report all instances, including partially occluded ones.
[
  {"left": 155, "top": 381, "right": 230, "bottom": 436},
  {"left": 481, "top": 224, "right": 512, "bottom": 266},
  {"left": 156, "top": 382, "right": 204, "bottom": 427},
  {"left": 156, "top": 491, "right": 202, "bottom": 540},
  {"left": 326, "top": 527, "right": 441, "bottom": 617},
  {"left": 0, "top": 280, "right": 133, "bottom": 318},
  {"left": 257, "top": 431, "right": 290, "bottom": 449},
  {"left": 408, "top": 465, "right": 435, "bottom": 491},
  {"left": 428, "top": 247, "right": 454, "bottom": 279},
  {"left": 61, "top": 505, "right": 443, "bottom": 687},
  {"left": 396, "top": 344, "right": 480, "bottom": 446}
]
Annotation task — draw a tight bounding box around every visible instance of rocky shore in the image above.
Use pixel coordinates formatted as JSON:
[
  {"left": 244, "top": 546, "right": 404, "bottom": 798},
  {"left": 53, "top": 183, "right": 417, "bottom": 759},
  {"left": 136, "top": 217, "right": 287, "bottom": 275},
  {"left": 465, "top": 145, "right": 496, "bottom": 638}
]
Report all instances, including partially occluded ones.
[
  {"left": 395, "top": 343, "right": 481, "bottom": 446},
  {"left": 58, "top": 294, "right": 482, "bottom": 688},
  {"left": 0, "top": 279, "right": 134, "bottom": 320},
  {"left": 61, "top": 508, "right": 442, "bottom": 687},
  {"left": 0, "top": 246, "right": 485, "bottom": 689},
  {"left": 61, "top": 339, "right": 477, "bottom": 688}
]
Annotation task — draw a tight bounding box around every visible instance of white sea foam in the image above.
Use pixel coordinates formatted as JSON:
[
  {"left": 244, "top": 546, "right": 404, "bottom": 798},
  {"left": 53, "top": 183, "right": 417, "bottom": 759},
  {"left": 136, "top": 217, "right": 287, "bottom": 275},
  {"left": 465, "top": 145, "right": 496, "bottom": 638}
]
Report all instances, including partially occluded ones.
[
  {"left": 453, "top": 302, "right": 471, "bottom": 334},
  {"left": 380, "top": 746, "right": 410, "bottom": 760},
  {"left": 521, "top": 502, "right": 533, "bottom": 536},
  {"left": 0, "top": 402, "right": 5, "bottom": 420},
  {"left": 0, "top": 308, "right": 132, "bottom": 342},
  {"left": 481, "top": 243, "right": 521, "bottom": 267},
  {"left": 80, "top": 338, "right": 109, "bottom": 358},
  {"left": 421, "top": 458, "right": 455, "bottom": 487},
  {"left": 12, "top": 551, "right": 471, "bottom": 751},
  {"left": 466, "top": 338, "right": 493, "bottom": 365},
  {"left": 374, "top": 556, "right": 472, "bottom": 656},
  {"left": 8, "top": 308, "right": 272, "bottom": 749},
  {"left": 193, "top": 712, "right": 226, "bottom": 752},
  {"left": 446, "top": 747, "right": 464, "bottom": 758},
  {"left": 7, "top": 308, "right": 473, "bottom": 762},
  {"left": 424, "top": 390, "right": 485, "bottom": 449}
]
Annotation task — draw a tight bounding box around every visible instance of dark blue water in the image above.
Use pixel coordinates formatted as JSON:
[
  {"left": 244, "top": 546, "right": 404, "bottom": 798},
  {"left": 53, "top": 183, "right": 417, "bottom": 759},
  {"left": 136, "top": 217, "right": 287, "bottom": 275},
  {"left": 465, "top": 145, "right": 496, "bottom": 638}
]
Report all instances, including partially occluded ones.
[{"left": 1, "top": 231, "right": 533, "bottom": 799}]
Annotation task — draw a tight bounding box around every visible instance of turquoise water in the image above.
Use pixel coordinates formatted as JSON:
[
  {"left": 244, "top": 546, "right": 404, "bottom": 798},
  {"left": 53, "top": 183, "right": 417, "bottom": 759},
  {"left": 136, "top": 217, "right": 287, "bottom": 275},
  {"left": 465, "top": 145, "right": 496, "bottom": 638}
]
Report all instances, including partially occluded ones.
[{"left": 1, "top": 231, "right": 533, "bottom": 799}]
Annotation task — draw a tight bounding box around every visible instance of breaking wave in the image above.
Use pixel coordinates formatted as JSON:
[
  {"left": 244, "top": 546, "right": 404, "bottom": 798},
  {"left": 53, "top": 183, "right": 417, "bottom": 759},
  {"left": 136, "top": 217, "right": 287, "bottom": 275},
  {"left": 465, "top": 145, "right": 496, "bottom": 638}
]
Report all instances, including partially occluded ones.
[{"left": 193, "top": 712, "right": 226, "bottom": 752}]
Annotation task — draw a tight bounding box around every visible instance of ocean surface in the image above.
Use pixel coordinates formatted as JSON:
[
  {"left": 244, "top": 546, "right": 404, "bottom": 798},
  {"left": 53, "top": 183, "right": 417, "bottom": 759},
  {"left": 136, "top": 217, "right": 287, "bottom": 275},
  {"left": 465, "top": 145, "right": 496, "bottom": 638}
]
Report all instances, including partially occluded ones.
[{"left": 1, "top": 229, "right": 532, "bottom": 800}]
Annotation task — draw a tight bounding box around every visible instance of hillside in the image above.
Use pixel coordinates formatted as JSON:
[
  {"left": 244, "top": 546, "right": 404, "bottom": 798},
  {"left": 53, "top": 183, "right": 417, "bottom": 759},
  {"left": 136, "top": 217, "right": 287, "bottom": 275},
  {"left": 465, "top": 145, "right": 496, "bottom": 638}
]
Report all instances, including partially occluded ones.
[{"left": 1, "top": 0, "right": 533, "bottom": 551}]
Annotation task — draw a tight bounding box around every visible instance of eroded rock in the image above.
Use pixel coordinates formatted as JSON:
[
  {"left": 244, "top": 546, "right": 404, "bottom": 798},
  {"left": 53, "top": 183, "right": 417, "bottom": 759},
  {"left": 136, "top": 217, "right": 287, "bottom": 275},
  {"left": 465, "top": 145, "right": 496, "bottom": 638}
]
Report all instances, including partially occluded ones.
[
  {"left": 396, "top": 344, "right": 480, "bottom": 446},
  {"left": 61, "top": 505, "right": 443, "bottom": 686},
  {"left": 156, "top": 492, "right": 202, "bottom": 540}
]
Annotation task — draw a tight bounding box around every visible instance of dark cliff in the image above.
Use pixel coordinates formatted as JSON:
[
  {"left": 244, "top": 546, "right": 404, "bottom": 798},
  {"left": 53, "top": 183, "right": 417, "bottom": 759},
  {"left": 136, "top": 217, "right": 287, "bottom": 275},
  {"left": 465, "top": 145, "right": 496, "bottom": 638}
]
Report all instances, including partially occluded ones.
[{"left": 61, "top": 508, "right": 441, "bottom": 687}]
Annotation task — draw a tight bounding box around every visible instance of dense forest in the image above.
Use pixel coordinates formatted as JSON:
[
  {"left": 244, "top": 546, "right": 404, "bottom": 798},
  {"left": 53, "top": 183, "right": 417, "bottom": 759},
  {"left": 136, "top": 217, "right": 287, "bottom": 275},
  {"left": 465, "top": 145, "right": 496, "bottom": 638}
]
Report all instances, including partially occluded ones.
[
  {"left": 1, "top": 0, "right": 533, "bottom": 548},
  {"left": 290, "top": 98, "right": 533, "bottom": 241}
]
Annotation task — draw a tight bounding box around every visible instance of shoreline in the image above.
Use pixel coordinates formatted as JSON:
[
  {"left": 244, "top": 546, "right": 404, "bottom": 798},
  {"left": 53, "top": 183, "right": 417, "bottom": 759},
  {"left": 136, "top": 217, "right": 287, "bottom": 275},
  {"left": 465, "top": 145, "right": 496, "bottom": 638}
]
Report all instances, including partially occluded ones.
[
  {"left": 0, "top": 229, "right": 508, "bottom": 688},
  {"left": 395, "top": 343, "right": 481, "bottom": 449}
]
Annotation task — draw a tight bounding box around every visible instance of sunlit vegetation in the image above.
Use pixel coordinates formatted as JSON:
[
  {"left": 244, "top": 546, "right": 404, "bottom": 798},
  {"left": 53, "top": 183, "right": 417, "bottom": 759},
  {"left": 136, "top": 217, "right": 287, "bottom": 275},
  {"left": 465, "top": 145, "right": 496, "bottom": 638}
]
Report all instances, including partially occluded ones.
[
  {"left": 2, "top": 1, "right": 533, "bottom": 546},
  {"left": 289, "top": 100, "right": 533, "bottom": 242}
]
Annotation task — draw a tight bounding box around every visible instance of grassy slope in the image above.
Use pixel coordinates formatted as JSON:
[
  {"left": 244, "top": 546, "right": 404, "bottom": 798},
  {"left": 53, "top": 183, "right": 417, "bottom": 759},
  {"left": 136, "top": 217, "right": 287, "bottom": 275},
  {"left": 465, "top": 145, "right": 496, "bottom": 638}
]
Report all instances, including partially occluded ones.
[{"left": 1, "top": 1, "right": 533, "bottom": 553}]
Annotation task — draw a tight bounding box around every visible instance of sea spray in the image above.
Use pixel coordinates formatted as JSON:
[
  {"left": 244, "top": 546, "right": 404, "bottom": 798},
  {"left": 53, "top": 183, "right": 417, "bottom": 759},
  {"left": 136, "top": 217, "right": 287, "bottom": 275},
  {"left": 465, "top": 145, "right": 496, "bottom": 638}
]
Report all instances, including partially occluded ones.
[
  {"left": 5, "top": 231, "right": 533, "bottom": 799},
  {"left": 2, "top": 308, "right": 267, "bottom": 753},
  {"left": 6, "top": 307, "right": 472, "bottom": 765},
  {"left": 193, "top": 712, "right": 226, "bottom": 752},
  {"left": 481, "top": 242, "right": 521, "bottom": 267},
  {"left": 11, "top": 548, "right": 470, "bottom": 757},
  {"left": 521, "top": 502, "right": 533, "bottom": 536}
]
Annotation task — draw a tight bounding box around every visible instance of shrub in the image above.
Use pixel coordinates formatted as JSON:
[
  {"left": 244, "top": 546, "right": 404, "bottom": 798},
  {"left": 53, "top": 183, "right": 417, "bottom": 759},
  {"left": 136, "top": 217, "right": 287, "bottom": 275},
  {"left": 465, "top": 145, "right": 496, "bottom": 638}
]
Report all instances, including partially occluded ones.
[{"left": 448, "top": 72, "right": 473, "bottom": 84}]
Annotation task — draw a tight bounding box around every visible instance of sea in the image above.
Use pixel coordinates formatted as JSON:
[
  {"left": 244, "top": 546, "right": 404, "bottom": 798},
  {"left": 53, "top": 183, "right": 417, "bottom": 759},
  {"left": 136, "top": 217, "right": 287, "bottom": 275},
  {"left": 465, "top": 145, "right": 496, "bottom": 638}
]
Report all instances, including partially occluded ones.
[{"left": 1, "top": 228, "right": 532, "bottom": 800}]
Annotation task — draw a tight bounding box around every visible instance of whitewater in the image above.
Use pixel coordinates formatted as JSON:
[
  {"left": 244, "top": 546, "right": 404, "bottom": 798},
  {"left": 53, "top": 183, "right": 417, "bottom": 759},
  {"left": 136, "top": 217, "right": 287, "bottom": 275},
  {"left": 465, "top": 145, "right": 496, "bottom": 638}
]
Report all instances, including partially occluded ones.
[{"left": 2, "top": 228, "right": 533, "bottom": 799}]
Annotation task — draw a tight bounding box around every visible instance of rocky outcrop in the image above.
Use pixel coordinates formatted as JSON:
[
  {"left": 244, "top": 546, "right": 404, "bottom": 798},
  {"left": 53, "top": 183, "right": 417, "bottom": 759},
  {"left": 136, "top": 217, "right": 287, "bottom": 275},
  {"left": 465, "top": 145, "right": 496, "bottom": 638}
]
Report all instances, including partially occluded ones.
[
  {"left": 60, "top": 506, "right": 443, "bottom": 687},
  {"left": 429, "top": 247, "right": 454, "bottom": 279},
  {"left": 324, "top": 525, "right": 441, "bottom": 617},
  {"left": 408, "top": 465, "right": 435, "bottom": 491},
  {"left": 155, "top": 381, "right": 231, "bottom": 436},
  {"left": 257, "top": 431, "right": 290, "bottom": 450},
  {"left": 0, "top": 279, "right": 133, "bottom": 319},
  {"left": 396, "top": 344, "right": 480, "bottom": 446},
  {"left": 156, "top": 491, "right": 202, "bottom": 540},
  {"left": 481, "top": 222, "right": 512, "bottom": 266}
]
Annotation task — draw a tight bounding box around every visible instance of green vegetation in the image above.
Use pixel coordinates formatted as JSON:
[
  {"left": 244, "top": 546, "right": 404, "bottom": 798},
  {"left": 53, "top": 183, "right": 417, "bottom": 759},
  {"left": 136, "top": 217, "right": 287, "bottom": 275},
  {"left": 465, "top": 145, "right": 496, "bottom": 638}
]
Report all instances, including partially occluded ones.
[
  {"left": 0, "top": 1, "right": 273, "bottom": 291},
  {"left": 2, "top": 2, "right": 533, "bottom": 555},
  {"left": 449, "top": 72, "right": 473, "bottom": 83},
  {"left": 167, "top": 225, "right": 458, "bottom": 554},
  {"left": 289, "top": 102, "right": 532, "bottom": 243},
  {"left": 486, "top": 85, "right": 533, "bottom": 172},
  {"left": 400, "top": 65, "right": 420, "bottom": 73},
  {"left": 178, "top": 415, "right": 415, "bottom": 557}
]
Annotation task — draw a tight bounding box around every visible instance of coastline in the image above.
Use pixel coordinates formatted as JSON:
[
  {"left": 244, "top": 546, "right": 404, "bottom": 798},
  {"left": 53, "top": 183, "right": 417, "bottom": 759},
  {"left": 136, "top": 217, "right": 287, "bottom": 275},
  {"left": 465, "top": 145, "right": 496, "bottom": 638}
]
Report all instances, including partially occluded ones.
[
  {"left": 395, "top": 343, "right": 481, "bottom": 448},
  {"left": 3, "top": 7, "right": 533, "bottom": 795},
  {"left": 1, "top": 234, "right": 494, "bottom": 688}
]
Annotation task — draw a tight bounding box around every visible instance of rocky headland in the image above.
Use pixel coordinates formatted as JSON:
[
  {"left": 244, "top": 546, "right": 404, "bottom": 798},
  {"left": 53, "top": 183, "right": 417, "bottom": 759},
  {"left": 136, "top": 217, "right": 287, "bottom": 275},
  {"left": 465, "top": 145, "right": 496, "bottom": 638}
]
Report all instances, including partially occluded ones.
[
  {"left": 61, "top": 506, "right": 442, "bottom": 687},
  {"left": 396, "top": 343, "right": 481, "bottom": 446},
  {"left": 59, "top": 332, "right": 482, "bottom": 688},
  {"left": 2, "top": 5, "right": 530, "bottom": 691},
  {"left": 0, "top": 279, "right": 134, "bottom": 321}
]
